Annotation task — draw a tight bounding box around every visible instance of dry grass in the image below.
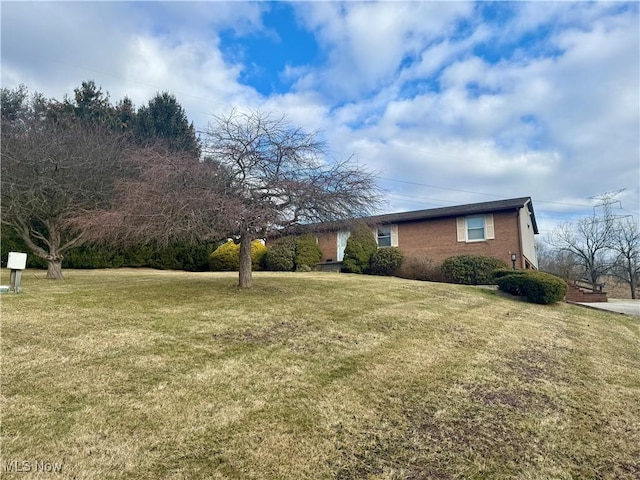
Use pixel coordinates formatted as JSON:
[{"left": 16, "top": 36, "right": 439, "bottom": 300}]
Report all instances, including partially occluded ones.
[{"left": 1, "top": 268, "right": 639, "bottom": 479}]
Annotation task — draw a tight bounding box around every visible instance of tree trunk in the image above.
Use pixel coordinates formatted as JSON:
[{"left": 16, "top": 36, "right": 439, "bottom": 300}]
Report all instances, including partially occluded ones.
[
  {"left": 238, "top": 234, "right": 253, "bottom": 288},
  {"left": 46, "top": 258, "right": 64, "bottom": 279}
]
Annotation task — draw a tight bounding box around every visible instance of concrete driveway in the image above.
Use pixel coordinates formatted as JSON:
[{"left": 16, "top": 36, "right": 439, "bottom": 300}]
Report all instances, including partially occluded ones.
[{"left": 576, "top": 299, "right": 640, "bottom": 317}]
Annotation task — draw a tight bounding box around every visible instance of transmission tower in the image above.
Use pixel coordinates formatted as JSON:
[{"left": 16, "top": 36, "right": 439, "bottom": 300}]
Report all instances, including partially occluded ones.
[{"left": 588, "top": 188, "right": 629, "bottom": 220}]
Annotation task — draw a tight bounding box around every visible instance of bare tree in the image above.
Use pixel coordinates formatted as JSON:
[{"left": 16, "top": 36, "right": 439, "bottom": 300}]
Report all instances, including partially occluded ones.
[
  {"left": 609, "top": 217, "right": 640, "bottom": 299},
  {"left": 549, "top": 215, "right": 614, "bottom": 290},
  {"left": 72, "top": 145, "right": 238, "bottom": 247},
  {"left": 1, "top": 114, "right": 126, "bottom": 279},
  {"left": 536, "top": 237, "right": 581, "bottom": 281},
  {"left": 203, "top": 109, "right": 382, "bottom": 288}
]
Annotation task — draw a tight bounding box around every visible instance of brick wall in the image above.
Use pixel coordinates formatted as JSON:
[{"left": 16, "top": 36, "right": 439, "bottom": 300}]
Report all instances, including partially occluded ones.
[
  {"left": 316, "top": 231, "right": 338, "bottom": 262},
  {"left": 314, "top": 210, "right": 528, "bottom": 268},
  {"left": 397, "top": 211, "right": 523, "bottom": 268},
  {"left": 565, "top": 284, "right": 608, "bottom": 302}
]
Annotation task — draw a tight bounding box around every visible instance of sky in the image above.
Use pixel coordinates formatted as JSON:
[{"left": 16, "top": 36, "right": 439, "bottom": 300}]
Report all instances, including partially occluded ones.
[{"left": 2, "top": 1, "right": 639, "bottom": 236}]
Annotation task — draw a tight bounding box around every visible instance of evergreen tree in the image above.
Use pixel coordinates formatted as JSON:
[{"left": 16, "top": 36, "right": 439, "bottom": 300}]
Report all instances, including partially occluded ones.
[
  {"left": 341, "top": 223, "right": 378, "bottom": 274},
  {"left": 134, "top": 92, "right": 200, "bottom": 156}
]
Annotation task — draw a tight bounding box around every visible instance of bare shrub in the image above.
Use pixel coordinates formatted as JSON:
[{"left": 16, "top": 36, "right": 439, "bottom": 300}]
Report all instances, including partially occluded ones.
[{"left": 398, "top": 256, "right": 444, "bottom": 282}]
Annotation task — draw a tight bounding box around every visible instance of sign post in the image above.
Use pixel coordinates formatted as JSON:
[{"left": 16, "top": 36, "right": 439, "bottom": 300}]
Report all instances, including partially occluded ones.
[{"left": 7, "top": 252, "right": 27, "bottom": 293}]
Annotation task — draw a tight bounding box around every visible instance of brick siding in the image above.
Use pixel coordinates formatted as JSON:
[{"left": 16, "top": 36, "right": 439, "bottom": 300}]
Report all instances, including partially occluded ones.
[
  {"left": 316, "top": 231, "right": 339, "bottom": 262},
  {"left": 314, "top": 211, "right": 529, "bottom": 269},
  {"left": 397, "top": 211, "right": 523, "bottom": 268},
  {"left": 565, "top": 284, "right": 608, "bottom": 302}
]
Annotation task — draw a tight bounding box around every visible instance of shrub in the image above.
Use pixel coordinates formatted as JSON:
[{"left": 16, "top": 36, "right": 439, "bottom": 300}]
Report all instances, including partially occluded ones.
[
  {"left": 64, "top": 244, "right": 120, "bottom": 269},
  {"left": 209, "top": 240, "right": 240, "bottom": 271},
  {"left": 64, "top": 243, "right": 153, "bottom": 269},
  {"left": 397, "top": 256, "right": 444, "bottom": 282},
  {"left": 496, "top": 270, "right": 568, "bottom": 304},
  {"left": 492, "top": 269, "right": 530, "bottom": 281},
  {"left": 0, "top": 223, "right": 218, "bottom": 272},
  {"left": 150, "top": 242, "right": 218, "bottom": 271},
  {"left": 369, "top": 247, "right": 403, "bottom": 276},
  {"left": 263, "top": 236, "right": 296, "bottom": 271},
  {"left": 250, "top": 241, "right": 268, "bottom": 271},
  {"left": 341, "top": 224, "right": 378, "bottom": 274},
  {"left": 121, "top": 244, "right": 156, "bottom": 268},
  {"left": 441, "top": 255, "right": 508, "bottom": 285},
  {"left": 210, "top": 240, "right": 267, "bottom": 272},
  {"left": 294, "top": 234, "right": 322, "bottom": 270},
  {"left": 263, "top": 235, "right": 322, "bottom": 272}
]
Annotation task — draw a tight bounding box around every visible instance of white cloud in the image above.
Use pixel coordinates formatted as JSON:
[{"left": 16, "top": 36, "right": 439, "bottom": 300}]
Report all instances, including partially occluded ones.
[
  {"left": 292, "top": 2, "right": 473, "bottom": 99},
  {"left": 1, "top": 1, "right": 638, "bottom": 235},
  {"left": 326, "top": 4, "right": 639, "bottom": 225}
]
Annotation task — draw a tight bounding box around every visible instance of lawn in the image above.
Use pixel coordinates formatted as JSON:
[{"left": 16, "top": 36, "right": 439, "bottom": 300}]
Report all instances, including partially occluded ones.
[{"left": 1, "top": 269, "right": 639, "bottom": 479}]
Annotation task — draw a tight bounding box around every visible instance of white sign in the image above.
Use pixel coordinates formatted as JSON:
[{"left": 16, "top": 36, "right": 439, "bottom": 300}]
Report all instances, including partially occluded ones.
[{"left": 7, "top": 252, "right": 27, "bottom": 270}]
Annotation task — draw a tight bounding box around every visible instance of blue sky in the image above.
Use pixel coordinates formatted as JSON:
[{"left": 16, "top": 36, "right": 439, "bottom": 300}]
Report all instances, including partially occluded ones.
[{"left": 2, "top": 1, "right": 639, "bottom": 235}]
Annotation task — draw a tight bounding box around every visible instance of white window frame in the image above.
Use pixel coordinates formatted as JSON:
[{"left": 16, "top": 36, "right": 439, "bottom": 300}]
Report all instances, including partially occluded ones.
[
  {"left": 457, "top": 214, "right": 494, "bottom": 242},
  {"left": 375, "top": 224, "right": 398, "bottom": 247},
  {"left": 466, "top": 215, "right": 486, "bottom": 241}
]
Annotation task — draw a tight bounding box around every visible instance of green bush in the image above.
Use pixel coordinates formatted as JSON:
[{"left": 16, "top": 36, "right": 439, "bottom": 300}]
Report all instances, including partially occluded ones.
[
  {"left": 1, "top": 223, "right": 218, "bottom": 272},
  {"left": 341, "top": 224, "right": 378, "bottom": 274},
  {"left": 369, "top": 247, "right": 403, "bottom": 276},
  {"left": 210, "top": 240, "right": 267, "bottom": 271},
  {"left": 294, "top": 234, "right": 322, "bottom": 270},
  {"left": 491, "top": 269, "right": 529, "bottom": 295},
  {"left": 492, "top": 269, "right": 529, "bottom": 281},
  {"left": 263, "top": 235, "right": 321, "bottom": 272},
  {"left": 496, "top": 270, "right": 568, "bottom": 304},
  {"left": 263, "top": 237, "right": 297, "bottom": 271},
  {"left": 121, "top": 244, "right": 156, "bottom": 268},
  {"left": 66, "top": 243, "right": 154, "bottom": 269},
  {"left": 441, "top": 255, "right": 508, "bottom": 285},
  {"left": 148, "top": 242, "right": 211, "bottom": 271},
  {"left": 65, "top": 244, "right": 125, "bottom": 269}
]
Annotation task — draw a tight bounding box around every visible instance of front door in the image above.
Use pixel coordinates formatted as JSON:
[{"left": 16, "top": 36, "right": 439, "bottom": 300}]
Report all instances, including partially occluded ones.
[{"left": 337, "top": 231, "right": 351, "bottom": 261}]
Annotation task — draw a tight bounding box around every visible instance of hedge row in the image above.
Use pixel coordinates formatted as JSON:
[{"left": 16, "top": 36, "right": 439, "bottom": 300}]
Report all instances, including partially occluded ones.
[
  {"left": 2, "top": 228, "right": 323, "bottom": 274},
  {"left": 1, "top": 229, "right": 217, "bottom": 271}
]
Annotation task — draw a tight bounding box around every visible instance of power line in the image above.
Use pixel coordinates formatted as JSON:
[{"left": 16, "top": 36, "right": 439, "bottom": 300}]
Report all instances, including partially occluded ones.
[
  {"left": 387, "top": 193, "right": 595, "bottom": 220},
  {"left": 380, "top": 176, "right": 596, "bottom": 210}
]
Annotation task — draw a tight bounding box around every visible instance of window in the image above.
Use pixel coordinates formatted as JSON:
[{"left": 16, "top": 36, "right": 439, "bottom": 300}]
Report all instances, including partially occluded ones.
[
  {"left": 456, "top": 214, "right": 494, "bottom": 242},
  {"left": 466, "top": 215, "right": 485, "bottom": 241},
  {"left": 376, "top": 224, "right": 398, "bottom": 247},
  {"left": 377, "top": 225, "right": 392, "bottom": 247}
]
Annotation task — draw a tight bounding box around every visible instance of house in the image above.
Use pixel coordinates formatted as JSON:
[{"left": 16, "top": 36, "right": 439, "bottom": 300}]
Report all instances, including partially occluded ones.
[{"left": 313, "top": 197, "right": 539, "bottom": 271}]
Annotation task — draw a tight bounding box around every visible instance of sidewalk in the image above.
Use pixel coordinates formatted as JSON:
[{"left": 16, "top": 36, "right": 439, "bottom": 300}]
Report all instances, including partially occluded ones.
[{"left": 574, "top": 299, "right": 640, "bottom": 317}]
